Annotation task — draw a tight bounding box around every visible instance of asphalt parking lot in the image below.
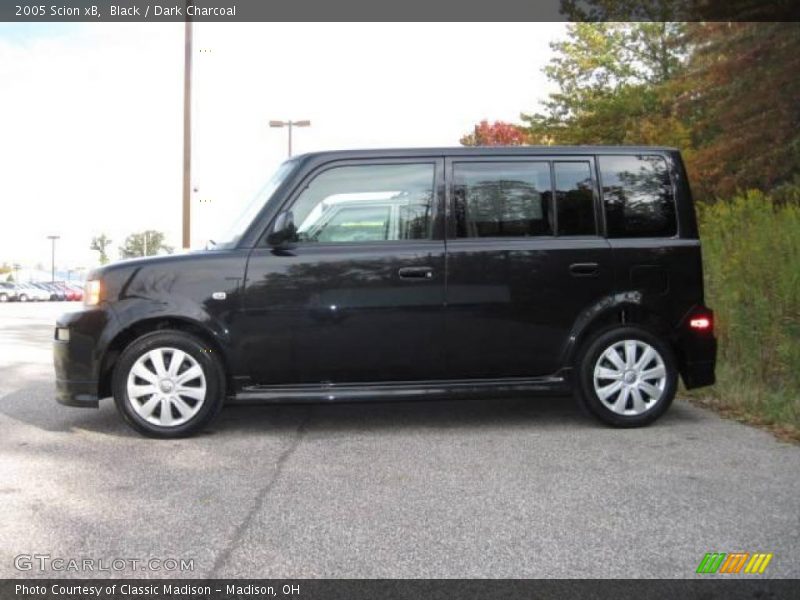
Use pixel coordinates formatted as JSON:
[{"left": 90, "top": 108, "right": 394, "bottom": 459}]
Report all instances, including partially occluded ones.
[{"left": 0, "top": 301, "right": 798, "bottom": 579}]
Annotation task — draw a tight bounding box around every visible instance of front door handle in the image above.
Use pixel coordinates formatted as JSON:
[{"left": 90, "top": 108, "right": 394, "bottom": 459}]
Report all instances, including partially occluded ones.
[
  {"left": 398, "top": 266, "right": 434, "bottom": 280},
  {"left": 569, "top": 262, "right": 599, "bottom": 277}
]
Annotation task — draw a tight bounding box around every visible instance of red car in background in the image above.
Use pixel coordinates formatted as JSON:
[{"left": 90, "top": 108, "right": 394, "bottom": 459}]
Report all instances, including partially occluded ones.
[{"left": 64, "top": 284, "right": 83, "bottom": 301}]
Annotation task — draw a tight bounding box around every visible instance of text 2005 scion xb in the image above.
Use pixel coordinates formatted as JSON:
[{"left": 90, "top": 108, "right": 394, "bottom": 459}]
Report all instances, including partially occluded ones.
[{"left": 54, "top": 147, "right": 716, "bottom": 437}]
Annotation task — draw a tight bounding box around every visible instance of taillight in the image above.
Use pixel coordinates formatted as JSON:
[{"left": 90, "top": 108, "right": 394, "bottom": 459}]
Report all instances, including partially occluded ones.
[{"left": 689, "top": 316, "right": 712, "bottom": 331}]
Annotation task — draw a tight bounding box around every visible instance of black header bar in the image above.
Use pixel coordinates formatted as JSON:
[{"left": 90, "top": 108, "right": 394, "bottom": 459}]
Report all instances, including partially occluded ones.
[{"left": 2, "top": 0, "right": 799, "bottom": 22}]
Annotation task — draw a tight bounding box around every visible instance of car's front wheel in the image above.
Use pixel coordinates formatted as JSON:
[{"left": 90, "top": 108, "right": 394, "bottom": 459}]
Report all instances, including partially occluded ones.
[
  {"left": 112, "top": 330, "right": 226, "bottom": 438},
  {"left": 575, "top": 326, "right": 678, "bottom": 427},
  {"left": 0, "top": 293, "right": 7, "bottom": 303},
  {"left": 18, "top": 294, "right": 28, "bottom": 302}
]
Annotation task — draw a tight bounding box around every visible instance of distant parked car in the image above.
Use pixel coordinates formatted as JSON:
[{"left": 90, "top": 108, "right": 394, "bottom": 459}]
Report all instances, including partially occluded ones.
[
  {"left": 31, "top": 282, "right": 56, "bottom": 301},
  {"left": 0, "top": 282, "right": 19, "bottom": 303},
  {"left": 34, "top": 282, "right": 66, "bottom": 301},
  {"left": 15, "top": 283, "right": 50, "bottom": 302},
  {"left": 65, "top": 284, "right": 83, "bottom": 302}
]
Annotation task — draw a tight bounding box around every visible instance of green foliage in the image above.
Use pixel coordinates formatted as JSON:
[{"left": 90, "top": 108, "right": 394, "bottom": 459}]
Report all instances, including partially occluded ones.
[
  {"left": 90, "top": 233, "right": 112, "bottom": 265},
  {"left": 696, "top": 189, "right": 800, "bottom": 433},
  {"left": 521, "top": 22, "right": 688, "bottom": 146},
  {"left": 490, "top": 19, "right": 800, "bottom": 200},
  {"left": 119, "top": 230, "right": 174, "bottom": 259}
]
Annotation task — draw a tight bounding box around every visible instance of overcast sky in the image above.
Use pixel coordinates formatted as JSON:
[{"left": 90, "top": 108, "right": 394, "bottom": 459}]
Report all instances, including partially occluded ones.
[{"left": 0, "top": 22, "right": 566, "bottom": 273}]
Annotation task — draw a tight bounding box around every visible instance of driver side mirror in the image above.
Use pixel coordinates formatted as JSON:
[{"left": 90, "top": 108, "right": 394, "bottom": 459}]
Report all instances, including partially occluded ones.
[{"left": 267, "top": 210, "right": 297, "bottom": 247}]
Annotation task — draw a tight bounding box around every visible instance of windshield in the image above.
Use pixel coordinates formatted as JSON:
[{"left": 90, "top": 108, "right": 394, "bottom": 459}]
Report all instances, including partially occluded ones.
[{"left": 210, "top": 160, "right": 297, "bottom": 249}]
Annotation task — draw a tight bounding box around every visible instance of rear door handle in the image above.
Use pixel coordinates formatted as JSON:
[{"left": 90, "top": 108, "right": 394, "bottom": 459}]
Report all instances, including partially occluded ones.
[
  {"left": 398, "top": 266, "right": 434, "bottom": 280},
  {"left": 569, "top": 262, "right": 599, "bottom": 277}
]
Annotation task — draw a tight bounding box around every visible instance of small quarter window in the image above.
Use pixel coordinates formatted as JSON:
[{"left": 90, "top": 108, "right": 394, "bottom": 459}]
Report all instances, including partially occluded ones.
[
  {"left": 599, "top": 155, "right": 677, "bottom": 238},
  {"left": 554, "top": 161, "right": 596, "bottom": 236}
]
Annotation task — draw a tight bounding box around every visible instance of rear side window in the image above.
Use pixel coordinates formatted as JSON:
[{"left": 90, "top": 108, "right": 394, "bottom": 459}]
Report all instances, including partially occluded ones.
[
  {"left": 453, "top": 162, "right": 552, "bottom": 238},
  {"left": 599, "top": 155, "right": 677, "bottom": 238}
]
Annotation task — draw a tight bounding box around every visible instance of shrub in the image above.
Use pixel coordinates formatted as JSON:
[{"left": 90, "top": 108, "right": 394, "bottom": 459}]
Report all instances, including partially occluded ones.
[{"left": 695, "top": 190, "right": 800, "bottom": 435}]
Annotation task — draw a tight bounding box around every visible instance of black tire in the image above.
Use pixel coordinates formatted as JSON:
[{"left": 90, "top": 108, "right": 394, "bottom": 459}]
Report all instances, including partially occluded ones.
[
  {"left": 19, "top": 294, "right": 28, "bottom": 302},
  {"left": 0, "top": 293, "right": 7, "bottom": 303},
  {"left": 112, "top": 330, "right": 226, "bottom": 438},
  {"left": 575, "top": 326, "right": 678, "bottom": 427}
]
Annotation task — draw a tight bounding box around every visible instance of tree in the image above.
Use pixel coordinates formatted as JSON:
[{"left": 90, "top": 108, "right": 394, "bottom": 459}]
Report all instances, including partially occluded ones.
[
  {"left": 460, "top": 120, "right": 532, "bottom": 146},
  {"left": 90, "top": 234, "right": 113, "bottom": 265},
  {"left": 520, "top": 22, "right": 688, "bottom": 146},
  {"left": 119, "top": 231, "right": 174, "bottom": 259},
  {"left": 677, "top": 22, "right": 800, "bottom": 198}
]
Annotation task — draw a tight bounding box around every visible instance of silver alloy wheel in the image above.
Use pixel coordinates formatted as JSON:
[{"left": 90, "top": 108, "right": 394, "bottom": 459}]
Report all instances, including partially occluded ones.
[
  {"left": 593, "top": 339, "right": 667, "bottom": 416},
  {"left": 126, "top": 347, "right": 207, "bottom": 427}
]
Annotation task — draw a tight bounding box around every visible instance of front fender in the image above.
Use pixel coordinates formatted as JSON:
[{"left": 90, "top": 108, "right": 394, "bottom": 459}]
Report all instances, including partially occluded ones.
[{"left": 110, "top": 296, "right": 234, "bottom": 351}]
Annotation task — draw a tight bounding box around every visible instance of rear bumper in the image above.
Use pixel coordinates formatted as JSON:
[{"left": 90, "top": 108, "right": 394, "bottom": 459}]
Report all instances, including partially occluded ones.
[
  {"left": 676, "top": 305, "right": 717, "bottom": 390},
  {"left": 681, "top": 359, "right": 716, "bottom": 389}
]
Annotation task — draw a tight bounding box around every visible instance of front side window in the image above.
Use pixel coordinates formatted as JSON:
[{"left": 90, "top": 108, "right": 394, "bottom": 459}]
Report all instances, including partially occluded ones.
[
  {"left": 599, "top": 155, "right": 677, "bottom": 238},
  {"left": 292, "top": 163, "right": 434, "bottom": 243},
  {"left": 453, "top": 162, "right": 552, "bottom": 238}
]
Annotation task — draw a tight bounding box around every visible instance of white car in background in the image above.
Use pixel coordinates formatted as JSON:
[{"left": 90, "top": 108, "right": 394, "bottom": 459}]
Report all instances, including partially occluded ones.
[
  {"left": 0, "top": 282, "right": 19, "bottom": 303},
  {"left": 14, "top": 283, "right": 50, "bottom": 302}
]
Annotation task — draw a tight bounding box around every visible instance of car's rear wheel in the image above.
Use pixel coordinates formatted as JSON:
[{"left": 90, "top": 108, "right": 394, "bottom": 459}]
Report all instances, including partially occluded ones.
[
  {"left": 0, "top": 293, "right": 7, "bottom": 303},
  {"left": 575, "top": 326, "right": 677, "bottom": 427},
  {"left": 19, "top": 294, "right": 28, "bottom": 302},
  {"left": 112, "top": 330, "right": 226, "bottom": 438}
]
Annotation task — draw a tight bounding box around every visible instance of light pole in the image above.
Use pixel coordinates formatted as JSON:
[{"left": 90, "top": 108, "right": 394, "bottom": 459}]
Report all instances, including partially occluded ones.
[
  {"left": 182, "top": 14, "right": 193, "bottom": 250},
  {"left": 269, "top": 120, "right": 311, "bottom": 158},
  {"left": 46, "top": 235, "right": 60, "bottom": 283}
]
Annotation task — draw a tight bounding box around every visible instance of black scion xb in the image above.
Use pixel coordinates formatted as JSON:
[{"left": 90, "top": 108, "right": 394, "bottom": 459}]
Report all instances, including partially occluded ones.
[{"left": 54, "top": 147, "right": 716, "bottom": 437}]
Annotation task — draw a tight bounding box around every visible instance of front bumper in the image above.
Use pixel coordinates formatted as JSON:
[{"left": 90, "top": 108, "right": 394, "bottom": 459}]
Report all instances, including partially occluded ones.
[
  {"left": 53, "top": 307, "right": 115, "bottom": 409},
  {"left": 55, "top": 376, "right": 100, "bottom": 408}
]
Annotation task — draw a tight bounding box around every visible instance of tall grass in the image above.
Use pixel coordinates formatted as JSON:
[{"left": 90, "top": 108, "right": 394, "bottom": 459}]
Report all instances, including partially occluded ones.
[{"left": 695, "top": 190, "right": 800, "bottom": 437}]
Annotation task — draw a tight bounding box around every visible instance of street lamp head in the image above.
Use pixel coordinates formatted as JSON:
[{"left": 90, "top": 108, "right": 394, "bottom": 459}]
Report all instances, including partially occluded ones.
[
  {"left": 293, "top": 120, "right": 311, "bottom": 127},
  {"left": 269, "top": 120, "right": 286, "bottom": 128},
  {"left": 47, "top": 235, "right": 60, "bottom": 240}
]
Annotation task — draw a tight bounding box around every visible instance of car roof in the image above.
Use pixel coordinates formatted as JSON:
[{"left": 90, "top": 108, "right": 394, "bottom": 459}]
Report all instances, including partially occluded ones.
[{"left": 291, "top": 145, "right": 679, "bottom": 163}]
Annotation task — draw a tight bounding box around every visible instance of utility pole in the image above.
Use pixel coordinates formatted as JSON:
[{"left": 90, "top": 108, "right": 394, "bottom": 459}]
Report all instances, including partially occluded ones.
[
  {"left": 47, "top": 235, "right": 60, "bottom": 283},
  {"left": 181, "top": 12, "right": 193, "bottom": 249},
  {"left": 269, "top": 120, "right": 311, "bottom": 158}
]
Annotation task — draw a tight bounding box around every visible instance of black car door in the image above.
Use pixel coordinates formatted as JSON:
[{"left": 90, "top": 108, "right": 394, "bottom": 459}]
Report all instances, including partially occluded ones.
[
  {"left": 443, "top": 156, "right": 615, "bottom": 379},
  {"left": 240, "top": 158, "right": 447, "bottom": 385}
]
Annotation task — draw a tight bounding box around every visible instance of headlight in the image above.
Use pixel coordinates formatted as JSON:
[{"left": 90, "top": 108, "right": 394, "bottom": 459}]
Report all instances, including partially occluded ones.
[{"left": 84, "top": 279, "right": 102, "bottom": 306}]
